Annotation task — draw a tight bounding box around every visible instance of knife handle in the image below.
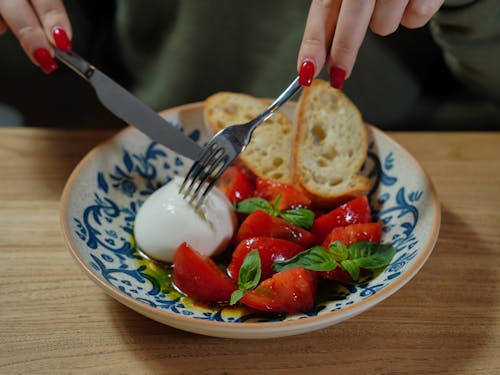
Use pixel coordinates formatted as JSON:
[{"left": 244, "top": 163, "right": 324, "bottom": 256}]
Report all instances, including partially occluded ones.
[{"left": 55, "top": 50, "right": 95, "bottom": 80}]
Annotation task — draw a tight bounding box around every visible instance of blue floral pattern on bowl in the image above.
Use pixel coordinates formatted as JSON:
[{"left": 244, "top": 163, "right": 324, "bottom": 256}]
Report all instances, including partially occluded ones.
[{"left": 61, "top": 105, "right": 440, "bottom": 338}]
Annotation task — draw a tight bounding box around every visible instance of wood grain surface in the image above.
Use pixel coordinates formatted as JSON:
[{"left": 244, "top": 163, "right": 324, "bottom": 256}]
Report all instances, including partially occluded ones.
[{"left": 0, "top": 128, "right": 499, "bottom": 374}]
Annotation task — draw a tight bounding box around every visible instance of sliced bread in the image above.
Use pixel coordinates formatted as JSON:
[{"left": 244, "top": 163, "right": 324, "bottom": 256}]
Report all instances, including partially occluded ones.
[
  {"left": 204, "top": 92, "right": 294, "bottom": 183},
  {"left": 292, "top": 80, "right": 370, "bottom": 209}
]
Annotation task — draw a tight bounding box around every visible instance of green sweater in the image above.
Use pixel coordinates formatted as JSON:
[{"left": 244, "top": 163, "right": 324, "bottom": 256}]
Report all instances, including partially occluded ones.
[{"left": 1, "top": 0, "right": 498, "bottom": 130}]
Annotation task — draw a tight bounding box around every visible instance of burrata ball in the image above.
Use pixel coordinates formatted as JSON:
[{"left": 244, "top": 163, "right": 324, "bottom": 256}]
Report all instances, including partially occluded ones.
[{"left": 134, "top": 176, "right": 236, "bottom": 262}]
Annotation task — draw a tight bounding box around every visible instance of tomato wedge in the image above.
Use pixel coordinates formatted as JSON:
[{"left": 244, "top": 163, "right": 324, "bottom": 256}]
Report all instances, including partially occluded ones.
[
  {"left": 254, "top": 178, "right": 312, "bottom": 210},
  {"left": 311, "top": 196, "right": 372, "bottom": 244},
  {"left": 320, "top": 265, "right": 358, "bottom": 283},
  {"left": 215, "top": 166, "right": 254, "bottom": 203},
  {"left": 320, "top": 222, "right": 381, "bottom": 281},
  {"left": 227, "top": 237, "right": 304, "bottom": 281},
  {"left": 172, "top": 242, "right": 236, "bottom": 303},
  {"left": 235, "top": 210, "right": 316, "bottom": 248},
  {"left": 321, "top": 222, "right": 381, "bottom": 248},
  {"left": 240, "top": 267, "right": 317, "bottom": 313}
]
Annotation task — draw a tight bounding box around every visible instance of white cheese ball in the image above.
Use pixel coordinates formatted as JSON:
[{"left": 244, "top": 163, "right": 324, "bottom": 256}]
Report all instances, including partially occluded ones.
[{"left": 134, "top": 176, "right": 236, "bottom": 263}]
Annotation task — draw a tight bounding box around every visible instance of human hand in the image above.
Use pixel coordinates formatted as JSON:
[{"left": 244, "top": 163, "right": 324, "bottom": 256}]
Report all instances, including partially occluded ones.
[
  {"left": 297, "top": 0, "right": 444, "bottom": 88},
  {"left": 0, "top": 0, "right": 72, "bottom": 74}
]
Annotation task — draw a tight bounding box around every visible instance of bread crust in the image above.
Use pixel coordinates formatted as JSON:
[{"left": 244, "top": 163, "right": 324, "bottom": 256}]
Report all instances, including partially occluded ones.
[{"left": 292, "top": 80, "right": 370, "bottom": 209}]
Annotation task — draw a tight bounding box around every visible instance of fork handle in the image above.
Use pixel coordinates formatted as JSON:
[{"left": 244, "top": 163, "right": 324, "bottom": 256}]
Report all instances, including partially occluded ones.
[{"left": 251, "top": 76, "right": 302, "bottom": 130}]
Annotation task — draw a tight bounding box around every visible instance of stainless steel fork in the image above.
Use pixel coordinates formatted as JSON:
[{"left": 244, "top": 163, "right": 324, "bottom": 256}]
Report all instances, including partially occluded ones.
[{"left": 179, "top": 76, "right": 302, "bottom": 208}]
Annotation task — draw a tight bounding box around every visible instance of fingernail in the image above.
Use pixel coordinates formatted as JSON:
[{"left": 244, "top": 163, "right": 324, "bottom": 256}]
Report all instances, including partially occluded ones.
[
  {"left": 329, "top": 66, "right": 346, "bottom": 89},
  {"left": 299, "top": 60, "right": 315, "bottom": 86},
  {"left": 33, "top": 48, "right": 58, "bottom": 74},
  {"left": 52, "top": 27, "right": 72, "bottom": 51}
]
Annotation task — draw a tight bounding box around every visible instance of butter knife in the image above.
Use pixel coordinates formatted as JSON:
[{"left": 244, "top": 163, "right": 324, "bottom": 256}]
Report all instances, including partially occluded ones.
[{"left": 55, "top": 49, "right": 202, "bottom": 160}]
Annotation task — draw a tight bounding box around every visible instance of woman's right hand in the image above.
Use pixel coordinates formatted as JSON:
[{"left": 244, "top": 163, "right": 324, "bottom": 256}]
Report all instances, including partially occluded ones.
[{"left": 0, "top": 0, "right": 72, "bottom": 74}]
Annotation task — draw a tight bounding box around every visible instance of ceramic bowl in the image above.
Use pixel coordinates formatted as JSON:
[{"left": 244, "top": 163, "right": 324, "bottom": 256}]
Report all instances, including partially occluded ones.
[{"left": 60, "top": 102, "right": 440, "bottom": 339}]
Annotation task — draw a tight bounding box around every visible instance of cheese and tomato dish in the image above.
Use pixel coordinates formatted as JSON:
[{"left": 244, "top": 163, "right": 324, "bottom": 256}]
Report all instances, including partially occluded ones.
[{"left": 133, "top": 167, "right": 395, "bottom": 314}]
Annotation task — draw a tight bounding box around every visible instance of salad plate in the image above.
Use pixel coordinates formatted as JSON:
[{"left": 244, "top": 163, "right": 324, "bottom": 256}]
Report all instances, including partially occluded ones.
[{"left": 60, "top": 101, "right": 440, "bottom": 339}]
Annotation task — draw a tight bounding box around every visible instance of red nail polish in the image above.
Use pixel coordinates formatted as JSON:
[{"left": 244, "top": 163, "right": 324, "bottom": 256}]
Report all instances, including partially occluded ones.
[
  {"left": 33, "top": 48, "right": 58, "bottom": 74},
  {"left": 52, "top": 27, "right": 72, "bottom": 51},
  {"left": 329, "top": 66, "right": 346, "bottom": 89},
  {"left": 299, "top": 60, "right": 315, "bottom": 86}
]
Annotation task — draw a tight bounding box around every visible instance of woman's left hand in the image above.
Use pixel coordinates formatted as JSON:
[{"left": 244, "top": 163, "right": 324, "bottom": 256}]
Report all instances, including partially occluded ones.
[{"left": 297, "top": 0, "right": 444, "bottom": 89}]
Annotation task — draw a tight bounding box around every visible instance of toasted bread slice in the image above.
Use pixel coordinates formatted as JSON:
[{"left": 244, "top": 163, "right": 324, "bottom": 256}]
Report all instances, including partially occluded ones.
[
  {"left": 204, "top": 92, "right": 293, "bottom": 183},
  {"left": 292, "top": 80, "right": 370, "bottom": 209}
]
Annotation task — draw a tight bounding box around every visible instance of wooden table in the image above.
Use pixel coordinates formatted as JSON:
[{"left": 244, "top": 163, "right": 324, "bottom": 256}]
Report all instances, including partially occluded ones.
[{"left": 0, "top": 128, "right": 499, "bottom": 374}]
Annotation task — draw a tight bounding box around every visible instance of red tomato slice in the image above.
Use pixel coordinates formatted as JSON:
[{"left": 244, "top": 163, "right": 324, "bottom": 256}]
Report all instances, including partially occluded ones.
[
  {"left": 172, "top": 242, "right": 236, "bottom": 303},
  {"left": 254, "top": 178, "right": 312, "bottom": 210},
  {"left": 321, "top": 222, "right": 381, "bottom": 248},
  {"left": 235, "top": 210, "right": 316, "bottom": 248},
  {"left": 320, "top": 222, "right": 381, "bottom": 281},
  {"left": 240, "top": 267, "right": 317, "bottom": 313},
  {"left": 311, "top": 196, "right": 373, "bottom": 244},
  {"left": 227, "top": 237, "right": 304, "bottom": 281},
  {"left": 215, "top": 166, "right": 254, "bottom": 203},
  {"left": 320, "top": 266, "right": 356, "bottom": 283}
]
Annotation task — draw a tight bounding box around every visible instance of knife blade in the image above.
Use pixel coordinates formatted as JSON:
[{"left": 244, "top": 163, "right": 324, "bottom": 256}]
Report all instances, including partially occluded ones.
[{"left": 55, "top": 49, "right": 202, "bottom": 160}]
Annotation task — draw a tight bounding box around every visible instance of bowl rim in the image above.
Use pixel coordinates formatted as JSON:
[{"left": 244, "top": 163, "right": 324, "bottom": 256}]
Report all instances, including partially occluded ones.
[{"left": 60, "top": 101, "right": 441, "bottom": 335}]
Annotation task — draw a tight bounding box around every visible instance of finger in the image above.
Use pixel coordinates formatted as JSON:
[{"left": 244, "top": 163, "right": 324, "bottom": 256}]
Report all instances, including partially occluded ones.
[
  {"left": 401, "top": 0, "right": 444, "bottom": 29},
  {"left": 0, "top": 14, "right": 8, "bottom": 34},
  {"left": 31, "top": 0, "right": 72, "bottom": 50},
  {"left": 297, "top": 0, "right": 342, "bottom": 86},
  {"left": 328, "top": 0, "right": 376, "bottom": 87},
  {"left": 0, "top": 0, "right": 58, "bottom": 72},
  {"left": 370, "top": 0, "right": 409, "bottom": 36}
]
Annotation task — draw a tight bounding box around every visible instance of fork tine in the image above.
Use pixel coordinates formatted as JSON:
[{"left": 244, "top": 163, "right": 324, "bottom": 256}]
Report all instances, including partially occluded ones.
[
  {"left": 193, "top": 155, "right": 233, "bottom": 209},
  {"left": 188, "top": 149, "right": 228, "bottom": 206},
  {"left": 179, "top": 142, "right": 217, "bottom": 197},
  {"left": 179, "top": 160, "right": 201, "bottom": 195}
]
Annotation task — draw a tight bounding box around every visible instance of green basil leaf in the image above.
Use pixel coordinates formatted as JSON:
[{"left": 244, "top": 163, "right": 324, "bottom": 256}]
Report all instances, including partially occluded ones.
[
  {"left": 338, "top": 242, "right": 397, "bottom": 281},
  {"left": 328, "top": 241, "right": 349, "bottom": 262},
  {"left": 230, "top": 249, "right": 262, "bottom": 305},
  {"left": 273, "top": 246, "right": 338, "bottom": 272},
  {"left": 340, "top": 259, "right": 361, "bottom": 281},
  {"left": 236, "top": 198, "right": 273, "bottom": 215},
  {"left": 272, "top": 194, "right": 282, "bottom": 216},
  {"left": 230, "top": 289, "right": 245, "bottom": 306},
  {"left": 347, "top": 242, "right": 397, "bottom": 269},
  {"left": 279, "top": 208, "right": 315, "bottom": 229},
  {"left": 238, "top": 249, "right": 261, "bottom": 290}
]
